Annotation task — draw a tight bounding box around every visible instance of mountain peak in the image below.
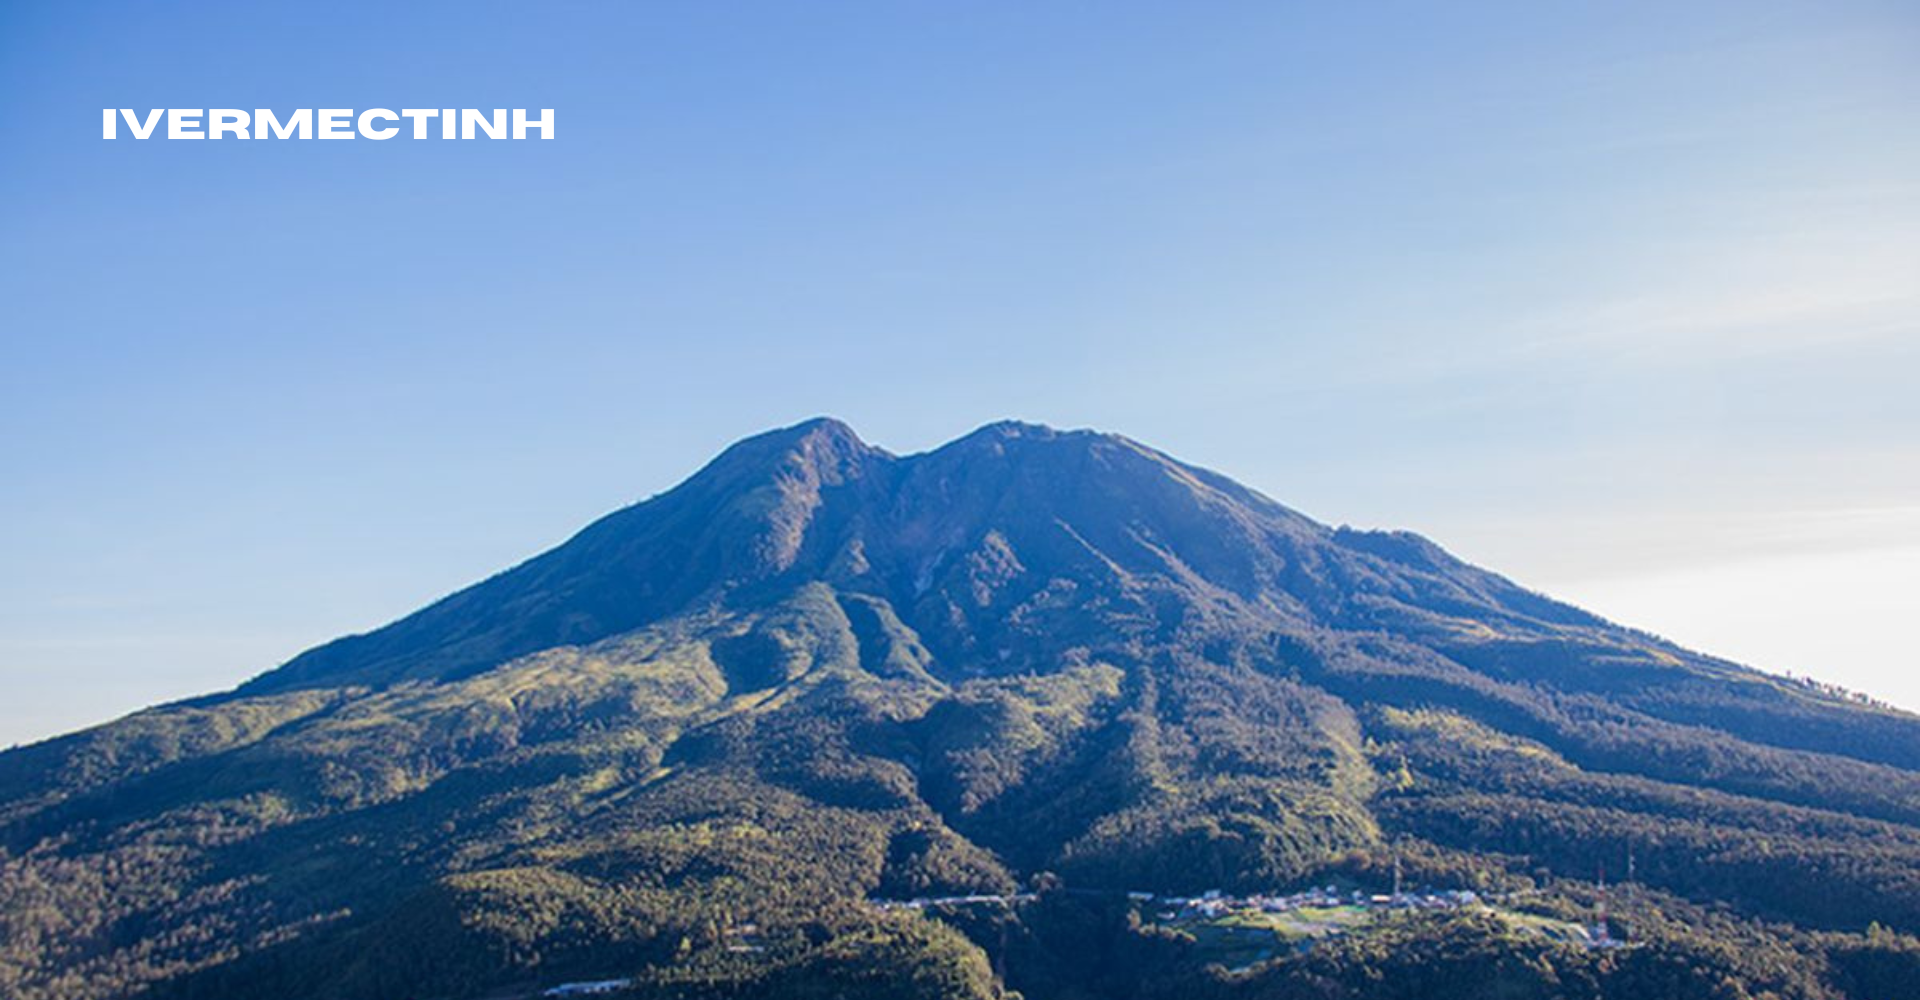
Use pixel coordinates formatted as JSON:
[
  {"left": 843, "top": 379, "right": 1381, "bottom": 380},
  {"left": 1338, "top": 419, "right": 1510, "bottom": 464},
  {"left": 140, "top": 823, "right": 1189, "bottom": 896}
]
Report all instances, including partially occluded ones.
[
  {"left": 945, "top": 419, "right": 1113, "bottom": 448},
  {"left": 688, "top": 416, "right": 882, "bottom": 489},
  {"left": 960, "top": 418, "right": 1063, "bottom": 440},
  {"left": 780, "top": 415, "right": 867, "bottom": 445},
  {"left": 717, "top": 415, "right": 875, "bottom": 459}
]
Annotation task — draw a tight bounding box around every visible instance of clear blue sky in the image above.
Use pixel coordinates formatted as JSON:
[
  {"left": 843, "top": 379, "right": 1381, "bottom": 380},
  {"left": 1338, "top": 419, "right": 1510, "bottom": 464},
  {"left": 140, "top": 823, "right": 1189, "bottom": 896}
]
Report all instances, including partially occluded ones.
[{"left": 2, "top": 1, "right": 1917, "bottom": 745}]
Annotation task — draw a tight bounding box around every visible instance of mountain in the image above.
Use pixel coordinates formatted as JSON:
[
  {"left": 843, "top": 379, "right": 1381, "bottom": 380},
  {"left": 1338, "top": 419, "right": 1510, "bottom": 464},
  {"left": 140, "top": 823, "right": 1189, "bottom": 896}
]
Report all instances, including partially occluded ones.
[{"left": 4, "top": 419, "right": 1919, "bottom": 1000}]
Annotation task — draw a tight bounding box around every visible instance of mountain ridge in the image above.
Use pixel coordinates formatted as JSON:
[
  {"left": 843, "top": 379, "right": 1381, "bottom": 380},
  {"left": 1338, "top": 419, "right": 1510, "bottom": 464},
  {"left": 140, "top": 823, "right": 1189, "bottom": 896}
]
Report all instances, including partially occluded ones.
[
  {"left": 4, "top": 419, "right": 1919, "bottom": 1000},
  {"left": 240, "top": 417, "right": 1602, "bottom": 699}
]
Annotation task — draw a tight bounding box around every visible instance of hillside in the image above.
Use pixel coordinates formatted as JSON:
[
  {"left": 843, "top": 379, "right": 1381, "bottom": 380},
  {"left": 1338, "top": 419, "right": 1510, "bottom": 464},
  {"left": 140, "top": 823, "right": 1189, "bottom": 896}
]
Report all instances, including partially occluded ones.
[{"left": 4, "top": 419, "right": 1919, "bottom": 1000}]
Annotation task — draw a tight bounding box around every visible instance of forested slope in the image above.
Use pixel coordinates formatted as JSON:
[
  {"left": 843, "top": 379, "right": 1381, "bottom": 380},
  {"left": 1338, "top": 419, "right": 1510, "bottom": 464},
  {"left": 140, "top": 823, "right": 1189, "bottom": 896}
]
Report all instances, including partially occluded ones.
[{"left": 4, "top": 419, "right": 1917, "bottom": 1000}]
